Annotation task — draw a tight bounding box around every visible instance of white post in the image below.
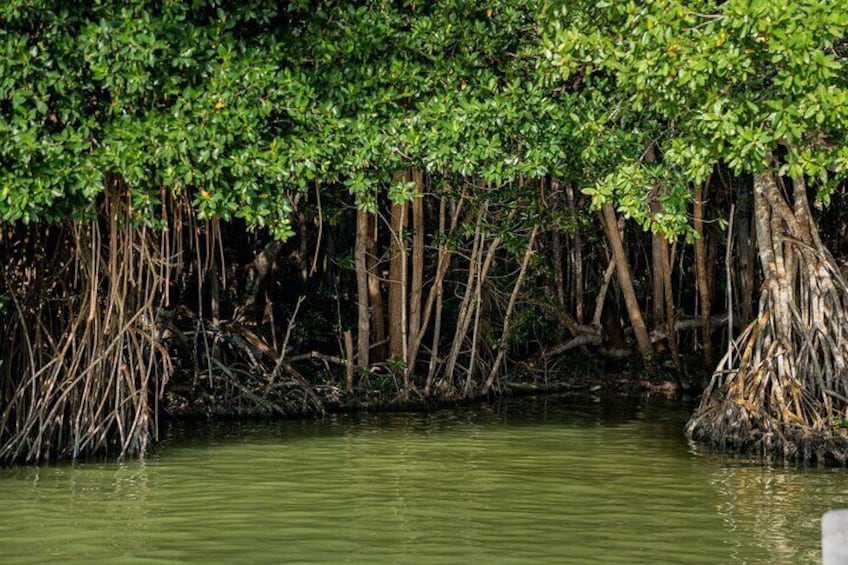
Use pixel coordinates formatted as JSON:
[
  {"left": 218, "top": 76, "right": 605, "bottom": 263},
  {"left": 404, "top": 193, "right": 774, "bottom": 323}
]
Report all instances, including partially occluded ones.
[{"left": 823, "top": 510, "right": 848, "bottom": 565}]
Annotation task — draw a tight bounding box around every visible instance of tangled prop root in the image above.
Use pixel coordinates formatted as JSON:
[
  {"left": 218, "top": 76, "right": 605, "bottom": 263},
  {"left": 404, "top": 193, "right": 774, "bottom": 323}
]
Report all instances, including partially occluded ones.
[
  {"left": 688, "top": 172, "right": 848, "bottom": 462},
  {"left": 0, "top": 183, "right": 173, "bottom": 462}
]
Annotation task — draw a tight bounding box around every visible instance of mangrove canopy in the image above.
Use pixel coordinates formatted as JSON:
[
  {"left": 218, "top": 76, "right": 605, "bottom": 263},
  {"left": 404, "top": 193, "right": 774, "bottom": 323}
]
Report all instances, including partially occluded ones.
[{"left": 2, "top": 0, "right": 848, "bottom": 462}]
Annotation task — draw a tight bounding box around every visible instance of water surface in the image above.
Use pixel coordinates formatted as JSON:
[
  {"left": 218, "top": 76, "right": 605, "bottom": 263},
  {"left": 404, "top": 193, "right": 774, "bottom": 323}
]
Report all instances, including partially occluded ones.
[{"left": 0, "top": 395, "right": 844, "bottom": 563}]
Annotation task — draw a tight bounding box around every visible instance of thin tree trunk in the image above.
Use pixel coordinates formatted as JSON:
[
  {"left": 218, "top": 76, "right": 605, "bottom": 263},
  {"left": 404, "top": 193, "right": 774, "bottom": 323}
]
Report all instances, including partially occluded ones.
[
  {"left": 463, "top": 243, "right": 486, "bottom": 397},
  {"left": 565, "top": 182, "right": 584, "bottom": 324},
  {"left": 366, "top": 214, "right": 385, "bottom": 362},
  {"left": 425, "top": 244, "right": 445, "bottom": 396},
  {"left": 424, "top": 200, "right": 448, "bottom": 395},
  {"left": 458, "top": 213, "right": 503, "bottom": 382},
  {"left": 661, "top": 232, "right": 682, "bottom": 370},
  {"left": 414, "top": 193, "right": 466, "bottom": 390},
  {"left": 407, "top": 169, "right": 425, "bottom": 379},
  {"left": 552, "top": 230, "right": 565, "bottom": 307},
  {"left": 601, "top": 203, "right": 653, "bottom": 362},
  {"left": 694, "top": 181, "right": 713, "bottom": 366},
  {"left": 344, "top": 330, "right": 355, "bottom": 394},
  {"left": 736, "top": 179, "right": 756, "bottom": 324},
  {"left": 444, "top": 206, "right": 486, "bottom": 387},
  {"left": 592, "top": 258, "right": 616, "bottom": 328},
  {"left": 423, "top": 195, "right": 466, "bottom": 394},
  {"left": 388, "top": 194, "right": 408, "bottom": 363},
  {"left": 650, "top": 201, "right": 665, "bottom": 329},
  {"left": 209, "top": 243, "right": 220, "bottom": 325},
  {"left": 724, "top": 204, "right": 735, "bottom": 363},
  {"left": 297, "top": 210, "right": 308, "bottom": 283},
  {"left": 593, "top": 255, "right": 625, "bottom": 350},
  {"left": 484, "top": 226, "right": 539, "bottom": 392},
  {"left": 646, "top": 143, "right": 664, "bottom": 330},
  {"left": 354, "top": 208, "right": 370, "bottom": 369}
]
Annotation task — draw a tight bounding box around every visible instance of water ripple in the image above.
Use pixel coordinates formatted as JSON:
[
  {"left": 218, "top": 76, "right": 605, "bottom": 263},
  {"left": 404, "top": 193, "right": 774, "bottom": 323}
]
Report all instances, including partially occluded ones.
[{"left": 0, "top": 396, "right": 845, "bottom": 564}]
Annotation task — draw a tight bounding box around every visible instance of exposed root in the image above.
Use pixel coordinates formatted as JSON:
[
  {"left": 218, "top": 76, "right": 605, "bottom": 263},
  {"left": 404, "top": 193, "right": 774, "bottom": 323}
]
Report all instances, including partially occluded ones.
[
  {"left": 162, "top": 309, "right": 325, "bottom": 417},
  {"left": 0, "top": 183, "right": 173, "bottom": 462},
  {"left": 688, "top": 171, "right": 848, "bottom": 463}
]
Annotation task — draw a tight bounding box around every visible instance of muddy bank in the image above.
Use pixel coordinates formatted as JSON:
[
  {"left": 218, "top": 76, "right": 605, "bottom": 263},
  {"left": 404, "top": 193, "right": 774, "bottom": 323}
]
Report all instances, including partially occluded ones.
[{"left": 162, "top": 359, "right": 691, "bottom": 421}]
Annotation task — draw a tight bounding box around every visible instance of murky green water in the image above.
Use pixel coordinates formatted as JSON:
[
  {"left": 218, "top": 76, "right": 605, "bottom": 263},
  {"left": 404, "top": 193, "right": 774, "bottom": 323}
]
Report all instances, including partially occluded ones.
[{"left": 0, "top": 395, "right": 845, "bottom": 564}]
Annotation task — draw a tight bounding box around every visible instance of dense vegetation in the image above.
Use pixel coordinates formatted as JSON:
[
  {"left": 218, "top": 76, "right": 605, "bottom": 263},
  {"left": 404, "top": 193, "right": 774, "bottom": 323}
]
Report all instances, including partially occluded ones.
[{"left": 2, "top": 0, "right": 848, "bottom": 463}]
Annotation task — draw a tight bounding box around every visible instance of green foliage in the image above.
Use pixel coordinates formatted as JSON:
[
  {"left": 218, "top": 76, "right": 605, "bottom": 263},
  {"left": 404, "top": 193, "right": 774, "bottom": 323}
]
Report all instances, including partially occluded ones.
[
  {"left": 5, "top": 0, "right": 844, "bottom": 240},
  {"left": 544, "top": 0, "right": 848, "bottom": 232},
  {"left": 1, "top": 1, "right": 571, "bottom": 239},
  {"left": 0, "top": 1, "right": 297, "bottom": 238}
]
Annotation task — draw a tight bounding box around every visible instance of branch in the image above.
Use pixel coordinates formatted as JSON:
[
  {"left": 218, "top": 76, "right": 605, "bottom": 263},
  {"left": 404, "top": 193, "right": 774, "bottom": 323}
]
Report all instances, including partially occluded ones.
[{"left": 287, "top": 351, "right": 346, "bottom": 365}]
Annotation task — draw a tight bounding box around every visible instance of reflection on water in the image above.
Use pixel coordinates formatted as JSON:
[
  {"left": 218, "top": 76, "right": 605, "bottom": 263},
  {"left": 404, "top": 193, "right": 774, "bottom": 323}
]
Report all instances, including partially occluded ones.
[
  {"left": 0, "top": 395, "right": 845, "bottom": 564},
  {"left": 707, "top": 462, "right": 842, "bottom": 563}
]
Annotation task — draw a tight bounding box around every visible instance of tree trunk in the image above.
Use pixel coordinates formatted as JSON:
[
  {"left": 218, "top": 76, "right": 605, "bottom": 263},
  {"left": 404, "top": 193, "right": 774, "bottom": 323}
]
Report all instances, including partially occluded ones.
[
  {"left": 689, "top": 168, "right": 848, "bottom": 460},
  {"left": 484, "top": 226, "right": 539, "bottom": 392},
  {"left": 407, "top": 168, "right": 425, "bottom": 380},
  {"left": 650, "top": 201, "right": 666, "bottom": 329},
  {"left": 297, "top": 210, "right": 309, "bottom": 283},
  {"left": 600, "top": 203, "right": 654, "bottom": 362},
  {"left": 647, "top": 143, "right": 664, "bottom": 330},
  {"left": 463, "top": 250, "right": 486, "bottom": 397},
  {"left": 693, "top": 181, "right": 713, "bottom": 367},
  {"left": 366, "top": 213, "right": 385, "bottom": 362},
  {"left": 592, "top": 258, "right": 616, "bottom": 328},
  {"left": 444, "top": 206, "right": 487, "bottom": 388},
  {"left": 424, "top": 198, "right": 449, "bottom": 396},
  {"left": 552, "top": 230, "right": 565, "bottom": 307},
  {"left": 565, "top": 182, "right": 585, "bottom": 324},
  {"left": 422, "top": 194, "right": 466, "bottom": 395},
  {"left": 661, "top": 230, "right": 682, "bottom": 371},
  {"left": 354, "top": 208, "right": 370, "bottom": 370},
  {"left": 241, "top": 240, "right": 282, "bottom": 323},
  {"left": 601, "top": 300, "right": 627, "bottom": 350},
  {"left": 388, "top": 194, "right": 408, "bottom": 364},
  {"left": 736, "top": 179, "right": 756, "bottom": 324},
  {"left": 344, "top": 330, "right": 355, "bottom": 394},
  {"left": 209, "top": 236, "right": 221, "bottom": 325}
]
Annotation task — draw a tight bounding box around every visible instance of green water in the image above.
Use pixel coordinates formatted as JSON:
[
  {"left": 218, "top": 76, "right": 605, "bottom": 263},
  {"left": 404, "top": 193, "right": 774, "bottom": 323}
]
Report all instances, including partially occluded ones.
[{"left": 0, "top": 395, "right": 845, "bottom": 564}]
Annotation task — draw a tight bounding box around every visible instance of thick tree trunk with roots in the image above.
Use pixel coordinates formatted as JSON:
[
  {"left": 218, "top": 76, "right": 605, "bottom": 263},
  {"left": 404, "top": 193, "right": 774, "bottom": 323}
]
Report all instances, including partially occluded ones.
[{"left": 688, "top": 170, "right": 848, "bottom": 461}]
